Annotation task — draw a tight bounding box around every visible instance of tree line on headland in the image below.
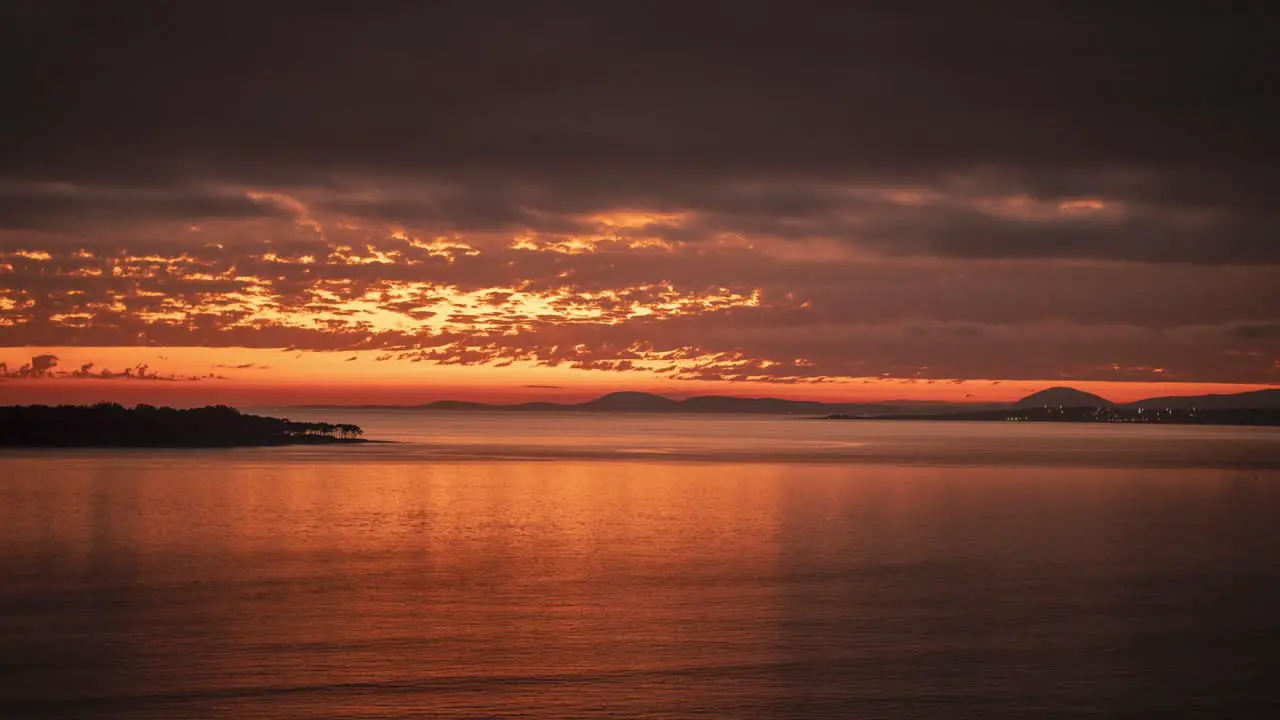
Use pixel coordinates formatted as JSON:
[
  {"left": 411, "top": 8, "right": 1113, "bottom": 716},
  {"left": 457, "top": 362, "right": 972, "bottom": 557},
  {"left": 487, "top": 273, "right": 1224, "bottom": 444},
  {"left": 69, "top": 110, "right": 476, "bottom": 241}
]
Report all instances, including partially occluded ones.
[{"left": 0, "top": 403, "right": 365, "bottom": 447}]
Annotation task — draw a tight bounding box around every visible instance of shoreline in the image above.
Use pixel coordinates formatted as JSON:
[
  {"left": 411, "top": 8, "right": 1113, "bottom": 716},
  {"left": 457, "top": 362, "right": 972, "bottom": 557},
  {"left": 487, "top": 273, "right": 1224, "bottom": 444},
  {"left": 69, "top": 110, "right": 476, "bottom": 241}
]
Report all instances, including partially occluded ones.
[{"left": 0, "top": 404, "right": 375, "bottom": 448}]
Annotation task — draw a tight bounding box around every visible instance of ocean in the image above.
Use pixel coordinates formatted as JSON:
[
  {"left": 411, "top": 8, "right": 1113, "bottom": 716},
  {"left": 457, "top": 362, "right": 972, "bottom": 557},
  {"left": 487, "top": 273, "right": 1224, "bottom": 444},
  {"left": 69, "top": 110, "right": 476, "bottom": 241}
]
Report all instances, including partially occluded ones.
[{"left": 2, "top": 412, "right": 1279, "bottom": 718}]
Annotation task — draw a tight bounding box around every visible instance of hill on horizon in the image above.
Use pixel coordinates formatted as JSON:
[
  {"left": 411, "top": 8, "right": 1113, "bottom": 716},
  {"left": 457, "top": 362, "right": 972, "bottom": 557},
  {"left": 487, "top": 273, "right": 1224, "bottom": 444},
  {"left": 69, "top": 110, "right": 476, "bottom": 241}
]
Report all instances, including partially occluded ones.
[
  {"left": 417, "top": 391, "right": 919, "bottom": 415},
  {"left": 291, "top": 385, "right": 1280, "bottom": 414},
  {"left": 1127, "top": 388, "right": 1280, "bottom": 410},
  {"left": 1014, "top": 387, "right": 1115, "bottom": 408},
  {"left": 578, "top": 391, "right": 682, "bottom": 412}
]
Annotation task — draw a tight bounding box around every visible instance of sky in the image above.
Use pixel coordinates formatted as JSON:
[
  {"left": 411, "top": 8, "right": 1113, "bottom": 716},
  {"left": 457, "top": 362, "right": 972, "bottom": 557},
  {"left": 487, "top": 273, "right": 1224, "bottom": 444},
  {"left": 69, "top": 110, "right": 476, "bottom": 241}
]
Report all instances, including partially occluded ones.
[{"left": 1, "top": 2, "right": 1277, "bottom": 406}]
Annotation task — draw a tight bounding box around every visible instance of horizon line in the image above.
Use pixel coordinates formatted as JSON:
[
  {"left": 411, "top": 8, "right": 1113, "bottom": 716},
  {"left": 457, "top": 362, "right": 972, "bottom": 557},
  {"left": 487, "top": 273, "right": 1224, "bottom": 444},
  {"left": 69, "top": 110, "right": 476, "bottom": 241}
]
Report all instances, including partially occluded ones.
[{"left": 254, "top": 385, "right": 1277, "bottom": 409}]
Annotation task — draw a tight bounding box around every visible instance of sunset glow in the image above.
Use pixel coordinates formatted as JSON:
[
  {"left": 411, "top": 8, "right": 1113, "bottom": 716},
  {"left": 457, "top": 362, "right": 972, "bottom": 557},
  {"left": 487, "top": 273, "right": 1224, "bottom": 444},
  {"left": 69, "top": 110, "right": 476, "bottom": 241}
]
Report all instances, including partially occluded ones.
[{"left": 1, "top": 5, "right": 1275, "bottom": 409}]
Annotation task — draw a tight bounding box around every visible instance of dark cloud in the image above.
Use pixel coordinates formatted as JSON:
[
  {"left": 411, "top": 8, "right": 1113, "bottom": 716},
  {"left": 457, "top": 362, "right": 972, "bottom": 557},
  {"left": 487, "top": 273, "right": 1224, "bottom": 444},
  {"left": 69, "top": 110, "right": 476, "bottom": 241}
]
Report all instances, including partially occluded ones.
[
  {"left": 0, "top": 184, "right": 294, "bottom": 231},
  {"left": 0, "top": 2, "right": 1276, "bottom": 386},
  {"left": 300, "top": 180, "right": 1275, "bottom": 264},
  {"left": 1, "top": 235, "right": 1278, "bottom": 383},
  {"left": 1, "top": 2, "right": 1275, "bottom": 263},
  {"left": 1231, "top": 323, "right": 1280, "bottom": 340}
]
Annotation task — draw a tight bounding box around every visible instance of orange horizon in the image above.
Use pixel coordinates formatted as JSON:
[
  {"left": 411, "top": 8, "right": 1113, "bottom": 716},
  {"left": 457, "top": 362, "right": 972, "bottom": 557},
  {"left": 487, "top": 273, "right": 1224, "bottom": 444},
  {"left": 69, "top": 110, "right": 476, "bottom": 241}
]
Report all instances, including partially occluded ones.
[
  {"left": 2, "top": 376, "right": 1274, "bottom": 409},
  {"left": 2, "top": 346, "right": 1275, "bottom": 408}
]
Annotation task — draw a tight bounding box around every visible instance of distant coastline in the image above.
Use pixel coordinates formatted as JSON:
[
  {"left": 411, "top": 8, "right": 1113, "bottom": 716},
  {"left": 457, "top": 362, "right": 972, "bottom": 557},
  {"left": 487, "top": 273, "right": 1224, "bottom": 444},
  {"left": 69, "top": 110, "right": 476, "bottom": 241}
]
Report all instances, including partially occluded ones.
[
  {"left": 0, "top": 404, "right": 370, "bottom": 448},
  {"left": 819, "top": 406, "right": 1280, "bottom": 427},
  {"left": 291, "top": 387, "right": 1280, "bottom": 423}
]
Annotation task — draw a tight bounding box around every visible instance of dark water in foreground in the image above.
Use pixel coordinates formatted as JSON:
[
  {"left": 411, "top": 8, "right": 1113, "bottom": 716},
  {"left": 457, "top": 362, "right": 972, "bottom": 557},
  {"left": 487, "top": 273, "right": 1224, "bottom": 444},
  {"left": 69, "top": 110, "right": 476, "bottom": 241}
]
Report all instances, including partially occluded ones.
[{"left": 2, "top": 416, "right": 1279, "bottom": 718}]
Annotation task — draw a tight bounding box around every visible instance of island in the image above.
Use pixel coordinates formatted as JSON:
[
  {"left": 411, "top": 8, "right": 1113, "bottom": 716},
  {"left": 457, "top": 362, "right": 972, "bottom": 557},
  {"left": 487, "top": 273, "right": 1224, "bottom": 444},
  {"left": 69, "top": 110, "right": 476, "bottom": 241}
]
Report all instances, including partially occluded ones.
[
  {"left": 295, "top": 387, "right": 1280, "bottom": 418},
  {"left": 0, "top": 403, "right": 368, "bottom": 447},
  {"left": 816, "top": 386, "right": 1280, "bottom": 426},
  {"left": 821, "top": 406, "right": 1280, "bottom": 427}
]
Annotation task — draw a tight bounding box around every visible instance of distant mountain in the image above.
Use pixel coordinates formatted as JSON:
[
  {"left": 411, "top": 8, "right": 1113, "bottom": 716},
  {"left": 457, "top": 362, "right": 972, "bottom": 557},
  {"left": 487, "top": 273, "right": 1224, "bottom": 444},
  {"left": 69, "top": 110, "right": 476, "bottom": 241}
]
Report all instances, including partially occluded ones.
[
  {"left": 422, "top": 400, "right": 492, "bottom": 411},
  {"left": 829, "top": 405, "right": 1280, "bottom": 428},
  {"left": 578, "top": 391, "right": 682, "bottom": 412},
  {"left": 1015, "top": 387, "right": 1114, "bottom": 408},
  {"left": 506, "top": 401, "right": 565, "bottom": 411},
  {"left": 682, "top": 395, "right": 834, "bottom": 414},
  {"left": 299, "top": 386, "right": 1279, "bottom": 415},
  {"left": 1127, "top": 388, "right": 1280, "bottom": 410},
  {"left": 406, "top": 391, "right": 975, "bottom": 415}
]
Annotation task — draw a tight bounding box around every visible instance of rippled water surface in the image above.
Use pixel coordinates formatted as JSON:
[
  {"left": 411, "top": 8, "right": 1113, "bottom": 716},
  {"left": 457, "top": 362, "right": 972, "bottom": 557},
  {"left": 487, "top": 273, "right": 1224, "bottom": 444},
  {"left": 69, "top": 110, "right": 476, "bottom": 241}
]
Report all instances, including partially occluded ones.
[{"left": 2, "top": 415, "right": 1279, "bottom": 718}]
